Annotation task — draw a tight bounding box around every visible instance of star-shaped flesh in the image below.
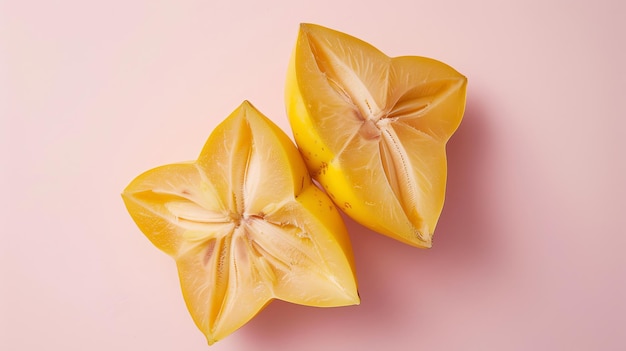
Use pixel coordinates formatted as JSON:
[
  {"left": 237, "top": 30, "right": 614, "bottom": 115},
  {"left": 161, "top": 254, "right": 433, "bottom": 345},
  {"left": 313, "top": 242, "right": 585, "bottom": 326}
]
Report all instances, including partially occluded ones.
[
  {"left": 286, "top": 24, "right": 467, "bottom": 247},
  {"left": 122, "top": 101, "right": 358, "bottom": 344}
]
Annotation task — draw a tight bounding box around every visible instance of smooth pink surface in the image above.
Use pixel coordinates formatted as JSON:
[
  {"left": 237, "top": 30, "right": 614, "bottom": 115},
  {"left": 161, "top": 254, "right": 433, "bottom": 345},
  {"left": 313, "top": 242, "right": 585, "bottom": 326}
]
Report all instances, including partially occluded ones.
[{"left": 2, "top": 0, "right": 625, "bottom": 350}]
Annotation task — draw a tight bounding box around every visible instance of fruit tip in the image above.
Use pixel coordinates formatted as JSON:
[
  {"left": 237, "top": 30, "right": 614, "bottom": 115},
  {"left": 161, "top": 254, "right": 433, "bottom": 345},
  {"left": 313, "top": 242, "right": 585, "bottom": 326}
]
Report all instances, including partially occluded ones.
[
  {"left": 120, "top": 189, "right": 131, "bottom": 201},
  {"left": 299, "top": 22, "right": 320, "bottom": 33},
  {"left": 416, "top": 232, "right": 433, "bottom": 249},
  {"left": 240, "top": 100, "right": 253, "bottom": 109},
  {"left": 354, "top": 290, "right": 361, "bottom": 305}
]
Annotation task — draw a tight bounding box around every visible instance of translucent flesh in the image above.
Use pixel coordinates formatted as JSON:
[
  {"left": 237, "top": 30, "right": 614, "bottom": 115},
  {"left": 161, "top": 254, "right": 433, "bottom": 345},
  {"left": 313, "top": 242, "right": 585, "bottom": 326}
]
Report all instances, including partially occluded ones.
[
  {"left": 122, "top": 101, "right": 358, "bottom": 344},
  {"left": 288, "top": 24, "right": 467, "bottom": 246}
]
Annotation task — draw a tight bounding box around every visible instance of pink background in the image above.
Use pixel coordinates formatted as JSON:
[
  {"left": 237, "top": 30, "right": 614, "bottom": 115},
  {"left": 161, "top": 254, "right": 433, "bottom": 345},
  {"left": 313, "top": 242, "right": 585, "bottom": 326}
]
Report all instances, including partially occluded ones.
[{"left": 2, "top": 0, "right": 625, "bottom": 350}]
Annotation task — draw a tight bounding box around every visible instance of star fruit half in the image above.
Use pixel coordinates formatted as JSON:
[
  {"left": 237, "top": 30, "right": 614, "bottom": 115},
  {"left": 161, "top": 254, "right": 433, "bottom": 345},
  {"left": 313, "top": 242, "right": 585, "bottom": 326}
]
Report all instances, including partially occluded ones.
[
  {"left": 122, "top": 101, "right": 359, "bottom": 345},
  {"left": 286, "top": 23, "right": 467, "bottom": 248}
]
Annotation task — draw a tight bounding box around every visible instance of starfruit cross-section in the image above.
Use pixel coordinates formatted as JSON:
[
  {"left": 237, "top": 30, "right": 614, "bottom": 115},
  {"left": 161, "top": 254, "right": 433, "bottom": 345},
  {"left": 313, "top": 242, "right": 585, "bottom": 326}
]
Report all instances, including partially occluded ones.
[
  {"left": 122, "top": 101, "right": 359, "bottom": 345},
  {"left": 286, "top": 24, "right": 467, "bottom": 248}
]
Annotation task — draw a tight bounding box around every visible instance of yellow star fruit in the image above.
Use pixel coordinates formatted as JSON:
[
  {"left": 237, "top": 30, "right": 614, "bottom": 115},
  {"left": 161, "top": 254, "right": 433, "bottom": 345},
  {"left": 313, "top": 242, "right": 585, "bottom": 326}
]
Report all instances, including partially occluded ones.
[
  {"left": 286, "top": 24, "right": 467, "bottom": 248},
  {"left": 122, "top": 101, "right": 359, "bottom": 345}
]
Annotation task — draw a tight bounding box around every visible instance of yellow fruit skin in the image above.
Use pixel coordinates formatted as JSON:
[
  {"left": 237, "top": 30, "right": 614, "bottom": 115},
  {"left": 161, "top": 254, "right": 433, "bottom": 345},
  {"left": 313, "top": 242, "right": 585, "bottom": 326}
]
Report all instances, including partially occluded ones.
[
  {"left": 122, "top": 101, "right": 358, "bottom": 345},
  {"left": 294, "top": 179, "right": 358, "bottom": 288},
  {"left": 285, "top": 24, "right": 467, "bottom": 248},
  {"left": 285, "top": 47, "right": 335, "bottom": 173}
]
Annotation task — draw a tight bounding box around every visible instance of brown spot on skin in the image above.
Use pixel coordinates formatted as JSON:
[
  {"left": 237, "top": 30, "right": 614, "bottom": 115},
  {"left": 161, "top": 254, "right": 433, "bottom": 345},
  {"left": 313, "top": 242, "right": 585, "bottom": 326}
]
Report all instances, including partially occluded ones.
[
  {"left": 311, "top": 168, "right": 321, "bottom": 177},
  {"left": 182, "top": 190, "right": 190, "bottom": 195},
  {"left": 344, "top": 202, "right": 352, "bottom": 209},
  {"left": 320, "top": 161, "right": 328, "bottom": 176}
]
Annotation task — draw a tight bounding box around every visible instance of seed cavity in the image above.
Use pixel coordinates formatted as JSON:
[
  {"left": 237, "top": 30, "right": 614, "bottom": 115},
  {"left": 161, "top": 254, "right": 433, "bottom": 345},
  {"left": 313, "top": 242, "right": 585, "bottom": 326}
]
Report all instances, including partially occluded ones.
[
  {"left": 359, "top": 119, "right": 381, "bottom": 140},
  {"left": 379, "top": 125, "right": 422, "bottom": 230},
  {"left": 306, "top": 32, "right": 384, "bottom": 121}
]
